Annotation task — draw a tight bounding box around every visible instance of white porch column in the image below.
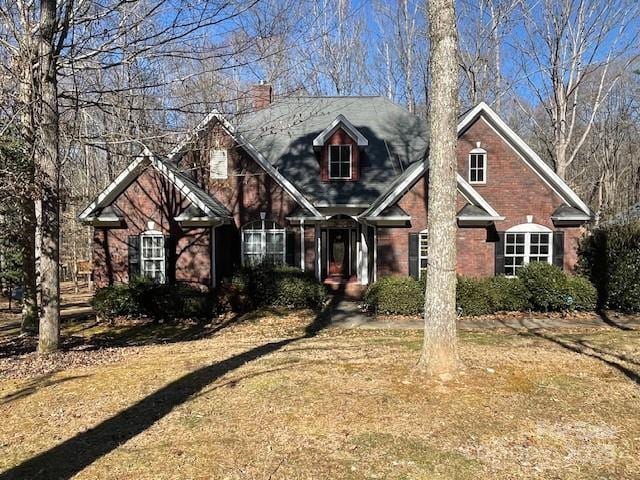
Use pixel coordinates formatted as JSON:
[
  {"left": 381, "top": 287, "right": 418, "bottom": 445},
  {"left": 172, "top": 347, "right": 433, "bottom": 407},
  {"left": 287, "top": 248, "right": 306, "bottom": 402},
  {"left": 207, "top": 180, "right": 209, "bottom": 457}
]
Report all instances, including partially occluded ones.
[
  {"left": 300, "top": 220, "right": 305, "bottom": 271},
  {"left": 360, "top": 226, "right": 369, "bottom": 285},
  {"left": 373, "top": 226, "right": 377, "bottom": 283}
]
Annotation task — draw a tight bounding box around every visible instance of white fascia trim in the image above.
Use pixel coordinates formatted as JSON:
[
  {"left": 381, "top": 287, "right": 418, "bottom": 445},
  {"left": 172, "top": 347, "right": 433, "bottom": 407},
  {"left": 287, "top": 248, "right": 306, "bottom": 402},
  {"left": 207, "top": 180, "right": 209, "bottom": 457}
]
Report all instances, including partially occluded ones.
[
  {"left": 286, "top": 216, "right": 327, "bottom": 222},
  {"left": 312, "top": 114, "right": 369, "bottom": 147},
  {"left": 551, "top": 215, "right": 591, "bottom": 221},
  {"left": 78, "top": 150, "right": 152, "bottom": 221},
  {"left": 364, "top": 216, "right": 411, "bottom": 222},
  {"left": 168, "top": 109, "right": 222, "bottom": 158},
  {"left": 459, "top": 102, "right": 591, "bottom": 216},
  {"left": 170, "top": 108, "right": 322, "bottom": 218},
  {"left": 174, "top": 216, "right": 227, "bottom": 226},
  {"left": 456, "top": 174, "right": 502, "bottom": 218},
  {"left": 458, "top": 215, "right": 505, "bottom": 222},
  {"left": 151, "top": 157, "right": 214, "bottom": 217},
  {"left": 365, "top": 162, "right": 501, "bottom": 221},
  {"left": 367, "top": 162, "right": 427, "bottom": 217}
]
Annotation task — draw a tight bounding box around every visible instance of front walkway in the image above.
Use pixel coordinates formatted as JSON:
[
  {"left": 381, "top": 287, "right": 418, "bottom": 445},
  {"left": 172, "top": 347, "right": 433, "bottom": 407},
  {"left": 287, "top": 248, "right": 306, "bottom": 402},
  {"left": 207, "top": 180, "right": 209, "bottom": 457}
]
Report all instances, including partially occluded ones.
[{"left": 328, "top": 296, "right": 640, "bottom": 331}]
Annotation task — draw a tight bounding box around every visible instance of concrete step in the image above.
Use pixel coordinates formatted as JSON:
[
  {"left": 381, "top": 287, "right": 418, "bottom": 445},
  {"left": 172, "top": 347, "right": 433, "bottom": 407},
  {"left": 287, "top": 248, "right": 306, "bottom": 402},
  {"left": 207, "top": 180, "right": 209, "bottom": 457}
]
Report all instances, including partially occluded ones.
[{"left": 324, "top": 281, "right": 366, "bottom": 300}]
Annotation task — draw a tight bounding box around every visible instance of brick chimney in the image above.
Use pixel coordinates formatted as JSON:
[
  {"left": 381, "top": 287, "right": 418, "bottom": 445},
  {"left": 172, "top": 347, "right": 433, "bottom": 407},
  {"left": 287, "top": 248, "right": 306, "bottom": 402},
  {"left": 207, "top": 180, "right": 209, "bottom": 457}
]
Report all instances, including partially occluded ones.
[{"left": 250, "top": 81, "right": 272, "bottom": 110}]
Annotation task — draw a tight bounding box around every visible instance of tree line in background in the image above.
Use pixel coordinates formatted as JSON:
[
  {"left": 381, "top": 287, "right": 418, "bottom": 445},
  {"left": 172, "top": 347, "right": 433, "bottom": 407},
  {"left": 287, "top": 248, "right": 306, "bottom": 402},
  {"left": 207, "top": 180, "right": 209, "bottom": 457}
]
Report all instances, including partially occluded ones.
[{"left": 0, "top": 0, "right": 639, "bottom": 354}]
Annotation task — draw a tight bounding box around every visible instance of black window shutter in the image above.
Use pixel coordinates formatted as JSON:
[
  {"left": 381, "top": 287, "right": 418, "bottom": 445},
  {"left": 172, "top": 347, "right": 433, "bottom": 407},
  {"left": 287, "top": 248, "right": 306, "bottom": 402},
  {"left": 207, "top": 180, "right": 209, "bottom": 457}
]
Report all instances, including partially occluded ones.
[
  {"left": 320, "top": 230, "right": 327, "bottom": 280},
  {"left": 408, "top": 233, "right": 419, "bottom": 279},
  {"left": 128, "top": 235, "right": 140, "bottom": 280},
  {"left": 285, "top": 230, "right": 297, "bottom": 267},
  {"left": 553, "top": 231, "right": 565, "bottom": 270},
  {"left": 164, "top": 235, "right": 174, "bottom": 283},
  {"left": 495, "top": 232, "right": 505, "bottom": 276}
]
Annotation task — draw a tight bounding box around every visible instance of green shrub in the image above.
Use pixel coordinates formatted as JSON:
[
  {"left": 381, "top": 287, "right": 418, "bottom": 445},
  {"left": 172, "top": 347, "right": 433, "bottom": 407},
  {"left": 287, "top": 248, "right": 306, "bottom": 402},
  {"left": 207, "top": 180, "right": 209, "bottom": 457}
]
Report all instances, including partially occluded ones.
[
  {"left": 566, "top": 275, "right": 597, "bottom": 311},
  {"left": 92, "top": 278, "right": 216, "bottom": 322},
  {"left": 92, "top": 283, "right": 142, "bottom": 321},
  {"left": 456, "top": 277, "right": 495, "bottom": 316},
  {"left": 579, "top": 222, "right": 640, "bottom": 312},
  {"left": 517, "top": 262, "right": 570, "bottom": 311},
  {"left": 490, "top": 275, "right": 530, "bottom": 312},
  {"left": 364, "top": 276, "right": 424, "bottom": 315},
  {"left": 222, "top": 265, "right": 328, "bottom": 310}
]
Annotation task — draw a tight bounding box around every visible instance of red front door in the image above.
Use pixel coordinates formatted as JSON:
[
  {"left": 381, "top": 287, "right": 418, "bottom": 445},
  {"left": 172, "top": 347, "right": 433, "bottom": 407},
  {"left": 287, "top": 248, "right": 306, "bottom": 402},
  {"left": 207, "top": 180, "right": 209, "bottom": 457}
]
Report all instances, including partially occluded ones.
[{"left": 328, "top": 229, "right": 349, "bottom": 277}]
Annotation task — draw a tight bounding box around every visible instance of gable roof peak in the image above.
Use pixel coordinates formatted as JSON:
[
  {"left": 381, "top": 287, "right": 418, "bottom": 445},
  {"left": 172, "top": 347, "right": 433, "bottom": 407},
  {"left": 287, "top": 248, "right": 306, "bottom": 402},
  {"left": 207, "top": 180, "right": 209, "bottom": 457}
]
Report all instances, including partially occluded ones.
[{"left": 312, "top": 113, "right": 369, "bottom": 147}]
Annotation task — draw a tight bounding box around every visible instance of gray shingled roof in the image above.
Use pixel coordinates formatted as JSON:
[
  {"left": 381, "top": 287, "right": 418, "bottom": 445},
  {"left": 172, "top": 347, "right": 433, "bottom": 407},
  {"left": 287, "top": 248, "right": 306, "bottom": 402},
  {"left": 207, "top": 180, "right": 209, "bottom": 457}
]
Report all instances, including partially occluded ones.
[
  {"left": 458, "top": 204, "right": 492, "bottom": 217},
  {"left": 551, "top": 205, "right": 589, "bottom": 219},
  {"left": 237, "top": 96, "right": 429, "bottom": 205}
]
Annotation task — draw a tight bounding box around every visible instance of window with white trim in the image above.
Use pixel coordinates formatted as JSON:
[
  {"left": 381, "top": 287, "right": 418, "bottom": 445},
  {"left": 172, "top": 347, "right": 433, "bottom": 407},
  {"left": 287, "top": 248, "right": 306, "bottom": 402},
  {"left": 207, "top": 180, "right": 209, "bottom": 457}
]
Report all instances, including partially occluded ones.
[
  {"left": 210, "top": 148, "right": 228, "bottom": 180},
  {"left": 241, "top": 219, "right": 286, "bottom": 266},
  {"left": 419, "top": 230, "right": 428, "bottom": 279},
  {"left": 329, "top": 145, "right": 352, "bottom": 179},
  {"left": 140, "top": 232, "right": 165, "bottom": 282},
  {"left": 504, "top": 224, "right": 552, "bottom": 276},
  {"left": 469, "top": 148, "right": 486, "bottom": 184}
]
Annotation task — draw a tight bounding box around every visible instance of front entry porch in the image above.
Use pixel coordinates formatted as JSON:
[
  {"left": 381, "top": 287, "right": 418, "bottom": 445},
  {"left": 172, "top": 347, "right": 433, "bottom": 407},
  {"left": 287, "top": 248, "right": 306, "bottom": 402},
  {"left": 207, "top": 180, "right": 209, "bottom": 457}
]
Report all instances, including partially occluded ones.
[{"left": 315, "top": 215, "right": 375, "bottom": 286}]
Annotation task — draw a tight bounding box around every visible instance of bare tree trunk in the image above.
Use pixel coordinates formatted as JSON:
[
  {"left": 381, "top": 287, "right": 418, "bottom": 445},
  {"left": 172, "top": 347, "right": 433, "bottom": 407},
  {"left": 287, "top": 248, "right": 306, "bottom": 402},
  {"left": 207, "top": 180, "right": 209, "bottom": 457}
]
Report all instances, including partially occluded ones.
[
  {"left": 418, "top": 0, "right": 460, "bottom": 377},
  {"left": 18, "top": 39, "right": 38, "bottom": 334},
  {"left": 36, "top": 0, "right": 60, "bottom": 354},
  {"left": 20, "top": 201, "right": 38, "bottom": 334}
]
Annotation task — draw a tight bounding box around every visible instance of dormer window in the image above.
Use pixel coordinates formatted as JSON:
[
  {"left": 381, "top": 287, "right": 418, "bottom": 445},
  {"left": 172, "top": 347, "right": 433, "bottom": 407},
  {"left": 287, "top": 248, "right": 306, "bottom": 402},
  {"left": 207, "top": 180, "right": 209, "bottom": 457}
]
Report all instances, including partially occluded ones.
[
  {"left": 469, "top": 147, "right": 487, "bottom": 184},
  {"left": 329, "top": 145, "right": 352, "bottom": 179},
  {"left": 314, "top": 114, "right": 367, "bottom": 182}
]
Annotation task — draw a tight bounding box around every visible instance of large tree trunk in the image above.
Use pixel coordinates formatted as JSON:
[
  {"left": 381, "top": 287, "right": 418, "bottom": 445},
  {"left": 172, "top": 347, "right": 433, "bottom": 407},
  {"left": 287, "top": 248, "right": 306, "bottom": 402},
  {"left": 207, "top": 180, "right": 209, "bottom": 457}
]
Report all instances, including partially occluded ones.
[
  {"left": 418, "top": 0, "right": 460, "bottom": 377},
  {"left": 36, "top": 0, "right": 60, "bottom": 354},
  {"left": 17, "top": 40, "right": 39, "bottom": 335},
  {"left": 20, "top": 201, "right": 38, "bottom": 334}
]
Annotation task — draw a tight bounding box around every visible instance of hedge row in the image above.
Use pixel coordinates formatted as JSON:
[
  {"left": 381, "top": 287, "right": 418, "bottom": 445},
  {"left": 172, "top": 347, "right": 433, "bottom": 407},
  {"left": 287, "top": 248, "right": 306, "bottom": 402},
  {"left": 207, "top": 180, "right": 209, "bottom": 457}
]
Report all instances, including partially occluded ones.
[
  {"left": 92, "top": 266, "right": 328, "bottom": 322},
  {"left": 579, "top": 221, "right": 640, "bottom": 313},
  {"left": 364, "top": 262, "right": 597, "bottom": 316},
  {"left": 92, "top": 277, "right": 215, "bottom": 322},
  {"left": 217, "top": 265, "right": 328, "bottom": 312}
]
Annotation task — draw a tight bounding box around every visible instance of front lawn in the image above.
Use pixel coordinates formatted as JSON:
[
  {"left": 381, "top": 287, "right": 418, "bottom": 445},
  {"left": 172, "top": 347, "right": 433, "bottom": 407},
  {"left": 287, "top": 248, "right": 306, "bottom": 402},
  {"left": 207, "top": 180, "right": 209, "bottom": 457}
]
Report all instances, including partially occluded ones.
[{"left": 0, "top": 308, "right": 639, "bottom": 479}]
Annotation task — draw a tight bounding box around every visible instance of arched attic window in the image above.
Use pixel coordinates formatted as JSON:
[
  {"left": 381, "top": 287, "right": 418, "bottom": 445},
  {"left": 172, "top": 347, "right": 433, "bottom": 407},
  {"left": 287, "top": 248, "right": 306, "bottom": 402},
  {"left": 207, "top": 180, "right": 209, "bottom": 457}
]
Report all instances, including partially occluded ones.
[
  {"left": 241, "top": 219, "right": 286, "bottom": 266},
  {"left": 469, "top": 147, "right": 487, "bottom": 184},
  {"left": 504, "top": 223, "right": 552, "bottom": 276}
]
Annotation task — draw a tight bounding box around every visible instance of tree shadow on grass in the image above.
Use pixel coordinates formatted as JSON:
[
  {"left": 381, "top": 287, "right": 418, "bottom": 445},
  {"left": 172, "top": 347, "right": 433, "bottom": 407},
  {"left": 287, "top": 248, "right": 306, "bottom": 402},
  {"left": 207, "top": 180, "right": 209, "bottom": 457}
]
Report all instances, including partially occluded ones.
[
  {"left": 519, "top": 329, "right": 640, "bottom": 387},
  {"left": 597, "top": 310, "right": 636, "bottom": 331},
  {"left": 0, "top": 373, "right": 90, "bottom": 405},
  {"left": 0, "top": 297, "right": 335, "bottom": 480},
  {"left": 0, "top": 311, "right": 248, "bottom": 360}
]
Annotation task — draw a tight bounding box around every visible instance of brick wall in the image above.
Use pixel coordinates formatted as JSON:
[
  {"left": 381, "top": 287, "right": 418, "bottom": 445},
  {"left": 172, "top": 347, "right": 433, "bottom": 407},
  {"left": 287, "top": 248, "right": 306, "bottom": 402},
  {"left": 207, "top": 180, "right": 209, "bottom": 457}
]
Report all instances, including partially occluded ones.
[
  {"left": 376, "top": 114, "right": 585, "bottom": 278},
  {"left": 92, "top": 168, "right": 211, "bottom": 288}
]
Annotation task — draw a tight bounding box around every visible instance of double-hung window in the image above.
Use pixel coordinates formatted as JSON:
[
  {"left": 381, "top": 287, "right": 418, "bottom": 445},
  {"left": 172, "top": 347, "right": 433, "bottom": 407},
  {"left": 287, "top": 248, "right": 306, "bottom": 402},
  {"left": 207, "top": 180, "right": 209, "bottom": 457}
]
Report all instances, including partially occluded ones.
[
  {"left": 242, "top": 219, "right": 286, "bottom": 266},
  {"left": 419, "top": 230, "right": 428, "bottom": 279},
  {"left": 504, "top": 225, "right": 552, "bottom": 276},
  {"left": 140, "top": 233, "right": 165, "bottom": 282},
  {"left": 469, "top": 148, "right": 487, "bottom": 184},
  {"left": 329, "top": 145, "right": 352, "bottom": 179}
]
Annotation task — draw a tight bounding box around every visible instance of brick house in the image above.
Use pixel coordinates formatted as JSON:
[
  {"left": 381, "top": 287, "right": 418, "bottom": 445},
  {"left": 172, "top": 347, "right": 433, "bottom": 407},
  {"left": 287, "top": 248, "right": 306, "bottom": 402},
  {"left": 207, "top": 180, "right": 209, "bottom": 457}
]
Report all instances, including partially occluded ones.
[{"left": 80, "top": 86, "right": 592, "bottom": 290}]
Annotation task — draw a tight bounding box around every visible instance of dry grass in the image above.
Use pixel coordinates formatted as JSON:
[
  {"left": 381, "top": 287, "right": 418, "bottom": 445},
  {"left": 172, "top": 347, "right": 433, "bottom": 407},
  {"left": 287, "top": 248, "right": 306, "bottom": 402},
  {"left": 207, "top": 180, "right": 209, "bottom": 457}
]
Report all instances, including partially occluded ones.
[{"left": 0, "top": 309, "right": 639, "bottom": 479}]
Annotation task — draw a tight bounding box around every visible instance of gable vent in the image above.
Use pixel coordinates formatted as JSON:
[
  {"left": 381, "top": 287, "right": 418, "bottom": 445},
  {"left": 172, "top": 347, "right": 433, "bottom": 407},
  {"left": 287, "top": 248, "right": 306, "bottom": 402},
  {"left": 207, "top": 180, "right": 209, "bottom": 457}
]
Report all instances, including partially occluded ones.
[{"left": 210, "top": 149, "right": 228, "bottom": 180}]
